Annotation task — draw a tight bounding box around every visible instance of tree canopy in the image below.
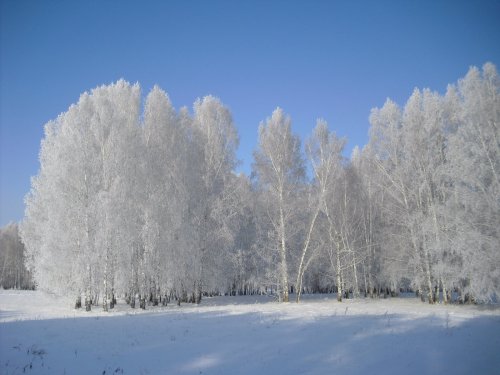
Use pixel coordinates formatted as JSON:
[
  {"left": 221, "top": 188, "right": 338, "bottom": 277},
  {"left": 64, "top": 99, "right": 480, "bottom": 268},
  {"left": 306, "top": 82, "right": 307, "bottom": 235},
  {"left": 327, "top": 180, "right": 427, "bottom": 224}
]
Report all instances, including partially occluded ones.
[{"left": 21, "top": 63, "right": 500, "bottom": 309}]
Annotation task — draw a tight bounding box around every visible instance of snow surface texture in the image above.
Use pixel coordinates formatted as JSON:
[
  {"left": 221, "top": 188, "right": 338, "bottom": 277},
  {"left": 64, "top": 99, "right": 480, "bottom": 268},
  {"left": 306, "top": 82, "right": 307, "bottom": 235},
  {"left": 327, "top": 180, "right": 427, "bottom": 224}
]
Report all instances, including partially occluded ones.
[{"left": 1, "top": 291, "right": 499, "bottom": 375}]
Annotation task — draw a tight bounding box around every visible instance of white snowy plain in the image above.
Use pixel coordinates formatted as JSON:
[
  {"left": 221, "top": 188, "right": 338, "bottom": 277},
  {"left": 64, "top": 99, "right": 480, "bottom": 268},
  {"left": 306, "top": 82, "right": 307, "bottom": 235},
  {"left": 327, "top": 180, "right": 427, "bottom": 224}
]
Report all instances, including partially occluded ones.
[{"left": 1, "top": 290, "right": 499, "bottom": 375}]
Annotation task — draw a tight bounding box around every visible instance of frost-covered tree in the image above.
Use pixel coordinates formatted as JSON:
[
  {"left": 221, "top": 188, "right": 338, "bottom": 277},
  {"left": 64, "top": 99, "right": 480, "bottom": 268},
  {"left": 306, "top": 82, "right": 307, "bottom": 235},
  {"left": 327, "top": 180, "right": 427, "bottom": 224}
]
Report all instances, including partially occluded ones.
[
  {"left": 366, "top": 63, "right": 500, "bottom": 303},
  {"left": 22, "top": 105, "right": 94, "bottom": 304},
  {"left": 253, "top": 108, "right": 305, "bottom": 302},
  {"left": 226, "top": 174, "right": 261, "bottom": 295},
  {"left": 87, "top": 81, "right": 141, "bottom": 311},
  {"left": 443, "top": 63, "right": 500, "bottom": 302},
  {"left": 0, "top": 223, "right": 33, "bottom": 289},
  {"left": 137, "top": 86, "right": 184, "bottom": 308},
  {"left": 188, "top": 96, "right": 240, "bottom": 302},
  {"left": 21, "top": 80, "right": 141, "bottom": 310},
  {"left": 350, "top": 146, "right": 386, "bottom": 298},
  {"left": 20, "top": 62, "right": 499, "bottom": 309},
  {"left": 368, "top": 96, "right": 432, "bottom": 301},
  {"left": 302, "top": 120, "right": 347, "bottom": 301}
]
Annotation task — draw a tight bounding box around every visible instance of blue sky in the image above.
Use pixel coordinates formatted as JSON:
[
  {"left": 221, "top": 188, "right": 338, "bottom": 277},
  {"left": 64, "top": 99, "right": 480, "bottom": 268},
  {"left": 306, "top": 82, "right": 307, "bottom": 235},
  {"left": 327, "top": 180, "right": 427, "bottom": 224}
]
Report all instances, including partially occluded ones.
[{"left": 1, "top": 0, "right": 499, "bottom": 226}]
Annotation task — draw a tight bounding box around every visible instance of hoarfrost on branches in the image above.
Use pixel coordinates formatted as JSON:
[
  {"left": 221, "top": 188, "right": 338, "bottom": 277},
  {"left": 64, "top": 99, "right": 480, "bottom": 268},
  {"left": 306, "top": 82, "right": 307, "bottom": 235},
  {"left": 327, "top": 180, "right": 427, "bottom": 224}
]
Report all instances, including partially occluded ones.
[{"left": 20, "top": 63, "right": 500, "bottom": 307}]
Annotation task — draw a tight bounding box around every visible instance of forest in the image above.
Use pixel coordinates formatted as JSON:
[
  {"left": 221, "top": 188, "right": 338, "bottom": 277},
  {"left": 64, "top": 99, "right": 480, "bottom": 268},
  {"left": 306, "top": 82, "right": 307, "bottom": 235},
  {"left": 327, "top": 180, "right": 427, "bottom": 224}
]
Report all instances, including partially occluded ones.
[
  {"left": 19, "top": 63, "right": 499, "bottom": 310},
  {"left": 0, "top": 222, "right": 33, "bottom": 289}
]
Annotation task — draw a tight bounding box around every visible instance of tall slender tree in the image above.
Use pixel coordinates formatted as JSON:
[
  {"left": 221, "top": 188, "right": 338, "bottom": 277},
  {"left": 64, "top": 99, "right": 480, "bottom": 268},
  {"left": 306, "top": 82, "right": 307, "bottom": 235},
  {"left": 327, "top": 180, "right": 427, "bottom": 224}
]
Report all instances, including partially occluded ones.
[{"left": 253, "top": 108, "right": 304, "bottom": 302}]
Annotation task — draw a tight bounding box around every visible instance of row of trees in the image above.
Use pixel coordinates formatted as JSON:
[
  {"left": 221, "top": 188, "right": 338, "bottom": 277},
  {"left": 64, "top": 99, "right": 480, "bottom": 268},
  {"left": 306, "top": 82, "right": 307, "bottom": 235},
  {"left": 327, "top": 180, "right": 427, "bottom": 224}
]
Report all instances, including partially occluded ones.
[
  {"left": 359, "top": 62, "right": 499, "bottom": 304},
  {"left": 21, "top": 63, "right": 499, "bottom": 310},
  {"left": 0, "top": 223, "right": 33, "bottom": 289}
]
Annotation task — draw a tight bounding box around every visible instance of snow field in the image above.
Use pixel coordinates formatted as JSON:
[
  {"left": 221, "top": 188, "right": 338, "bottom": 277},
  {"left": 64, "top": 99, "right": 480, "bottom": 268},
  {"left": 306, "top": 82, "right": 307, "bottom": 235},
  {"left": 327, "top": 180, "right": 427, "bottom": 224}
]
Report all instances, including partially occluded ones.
[{"left": 1, "top": 290, "right": 499, "bottom": 375}]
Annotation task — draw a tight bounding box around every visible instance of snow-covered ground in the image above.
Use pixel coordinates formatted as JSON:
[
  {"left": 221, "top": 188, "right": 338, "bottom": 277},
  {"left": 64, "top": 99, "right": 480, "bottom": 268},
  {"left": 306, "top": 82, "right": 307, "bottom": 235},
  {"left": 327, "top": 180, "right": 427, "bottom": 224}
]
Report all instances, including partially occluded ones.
[{"left": 1, "top": 290, "right": 499, "bottom": 375}]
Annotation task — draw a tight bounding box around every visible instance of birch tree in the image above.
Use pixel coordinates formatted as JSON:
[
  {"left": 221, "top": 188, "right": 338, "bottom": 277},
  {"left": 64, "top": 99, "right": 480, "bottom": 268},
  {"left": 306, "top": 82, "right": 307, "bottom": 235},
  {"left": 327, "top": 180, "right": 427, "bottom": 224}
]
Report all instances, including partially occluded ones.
[
  {"left": 21, "top": 80, "right": 141, "bottom": 310},
  {"left": 443, "top": 63, "right": 500, "bottom": 302},
  {"left": 190, "top": 96, "right": 239, "bottom": 302},
  {"left": 0, "top": 223, "right": 33, "bottom": 290},
  {"left": 295, "top": 120, "right": 346, "bottom": 302},
  {"left": 138, "top": 86, "right": 184, "bottom": 307},
  {"left": 253, "top": 108, "right": 304, "bottom": 302}
]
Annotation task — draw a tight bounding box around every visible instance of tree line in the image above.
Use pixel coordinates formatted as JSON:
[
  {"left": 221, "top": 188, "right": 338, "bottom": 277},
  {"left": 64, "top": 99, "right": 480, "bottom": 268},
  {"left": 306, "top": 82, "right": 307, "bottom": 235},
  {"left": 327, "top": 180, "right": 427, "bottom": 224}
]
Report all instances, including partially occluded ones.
[
  {"left": 0, "top": 222, "right": 33, "bottom": 289},
  {"left": 20, "top": 63, "right": 499, "bottom": 310}
]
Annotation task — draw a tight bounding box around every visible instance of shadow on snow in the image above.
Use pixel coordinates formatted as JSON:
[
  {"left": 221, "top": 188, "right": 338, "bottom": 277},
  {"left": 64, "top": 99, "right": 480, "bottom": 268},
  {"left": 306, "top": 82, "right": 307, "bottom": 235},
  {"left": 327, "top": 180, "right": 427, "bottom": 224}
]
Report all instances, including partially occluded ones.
[{"left": 1, "top": 305, "right": 499, "bottom": 375}]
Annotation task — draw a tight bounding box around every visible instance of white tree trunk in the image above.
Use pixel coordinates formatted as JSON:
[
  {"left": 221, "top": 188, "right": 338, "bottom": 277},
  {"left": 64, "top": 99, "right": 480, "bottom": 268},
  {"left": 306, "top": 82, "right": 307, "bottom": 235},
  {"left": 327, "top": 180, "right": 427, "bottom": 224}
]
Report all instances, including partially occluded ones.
[
  {"left": 352, "top": 253, "right": 359, "bottom": 298},
  {"left": 336, "top": 240, "right": 342, "bottom": 302},
  {"left": 295, "top": 208, "right": 320, "bottom": 303},
  {"left": 280, "top": 204, "right": 289, "bottom": 302},
  {"left": 279, "top": 197, "right": 289, "bottom": 302}
]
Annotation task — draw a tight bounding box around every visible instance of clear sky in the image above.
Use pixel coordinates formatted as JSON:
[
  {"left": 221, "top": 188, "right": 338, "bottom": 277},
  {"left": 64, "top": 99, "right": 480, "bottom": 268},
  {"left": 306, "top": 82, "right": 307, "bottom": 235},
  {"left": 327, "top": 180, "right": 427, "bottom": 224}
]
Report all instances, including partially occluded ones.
[{"left": 1, "top": 0, "right": 499, "bottom": 227}]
